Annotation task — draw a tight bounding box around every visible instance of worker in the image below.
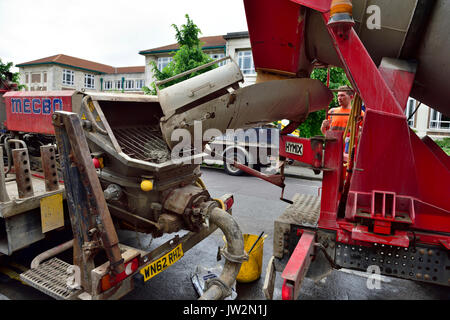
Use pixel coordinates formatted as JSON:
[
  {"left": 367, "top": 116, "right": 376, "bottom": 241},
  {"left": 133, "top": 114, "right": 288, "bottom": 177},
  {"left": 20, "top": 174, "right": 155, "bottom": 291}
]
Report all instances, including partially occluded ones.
[
  {"left": 321, "top": 86, "right": 364, "bottom": 158},
  {"left": 320, "top": 85, "right": 360, "bottom": 134}
]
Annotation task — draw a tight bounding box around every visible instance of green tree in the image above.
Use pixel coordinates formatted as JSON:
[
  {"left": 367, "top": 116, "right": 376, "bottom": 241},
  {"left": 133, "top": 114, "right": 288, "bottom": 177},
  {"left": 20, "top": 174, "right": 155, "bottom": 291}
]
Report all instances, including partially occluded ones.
[
  {"left": 0, "top": 59, "right": 25, "bottom": 90},
  {"left": 143, "top": 14, "right": 216, "bottom": 95},
  {"left": 297, "top": 67, "right": 350, "bottom": 137}
]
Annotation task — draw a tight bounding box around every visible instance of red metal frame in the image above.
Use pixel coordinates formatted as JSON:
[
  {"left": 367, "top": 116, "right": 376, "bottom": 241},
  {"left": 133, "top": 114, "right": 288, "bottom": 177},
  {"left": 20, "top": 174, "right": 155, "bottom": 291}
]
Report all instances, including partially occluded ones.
[
  {"left": 279, "top": 135, "right": 323, "bottom": 169},
  {"left": 281, "top": 230, "right": 316, "bottom": 300}
]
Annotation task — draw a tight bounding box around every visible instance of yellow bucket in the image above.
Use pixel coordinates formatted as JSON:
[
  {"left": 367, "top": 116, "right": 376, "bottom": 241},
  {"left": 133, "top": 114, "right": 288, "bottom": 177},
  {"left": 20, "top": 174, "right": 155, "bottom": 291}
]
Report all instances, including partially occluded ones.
[{"left": 224, "top": 233, "right": 267, "bottom": 283}]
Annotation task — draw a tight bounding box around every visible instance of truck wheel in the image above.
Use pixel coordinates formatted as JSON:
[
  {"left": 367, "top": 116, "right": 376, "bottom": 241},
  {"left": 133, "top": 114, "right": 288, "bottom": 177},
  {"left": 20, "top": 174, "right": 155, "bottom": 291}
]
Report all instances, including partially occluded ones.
[{"left": 224, "top": 151, "right": 246, "bottom": 176}]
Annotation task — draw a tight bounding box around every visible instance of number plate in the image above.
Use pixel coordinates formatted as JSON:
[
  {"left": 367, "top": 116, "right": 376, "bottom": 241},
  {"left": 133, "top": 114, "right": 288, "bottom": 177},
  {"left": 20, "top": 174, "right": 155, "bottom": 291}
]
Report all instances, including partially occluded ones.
[
  {"left": 40, "top": 193, "right": 64, "bottom": 233},
  {"left": 140, "top": 244, "right": 184, "bottom": 282},
  {"left": 285, "top": 141, "right": 303, "bottom": 156}
]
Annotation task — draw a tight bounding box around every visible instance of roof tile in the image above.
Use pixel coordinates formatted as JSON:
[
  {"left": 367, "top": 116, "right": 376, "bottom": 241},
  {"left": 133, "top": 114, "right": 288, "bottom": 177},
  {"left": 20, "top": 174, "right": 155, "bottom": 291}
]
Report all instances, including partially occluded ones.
[
  {"left": 17, "top": 54, "right": 144, "bottom": 75},
  {"left": 139, "top": 35, "right": 226, "bottom": 54}
]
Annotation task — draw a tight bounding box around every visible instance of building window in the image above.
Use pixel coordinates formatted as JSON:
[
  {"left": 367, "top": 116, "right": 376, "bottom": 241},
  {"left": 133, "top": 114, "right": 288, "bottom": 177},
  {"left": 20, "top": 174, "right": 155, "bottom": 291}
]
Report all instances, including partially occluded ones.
[
  {"left": 429, "top": 109, "right": 450, "bottom": 130},
  {"left": 62, "top": 69, "right": 75, "bottom": 86},
  {"left": 405, "top": 98, "right": 416, "bottom": 127},
  {"left": 84, "top": 74, "right": 95, "bottom": 89},
  {"left": 157, "top": 57, "right": 173, "bottom": 71},
  {"left": 135, "top": 79, "right": 144, "bottom": 89},
  {"left": 237, "top": 50, "right": 255, "bottom": 75},
  {"left": 104, "top": 80, "right": 113, "bottom": 90},
  {"left": 31, "top": 73, "right": 41, "bottom": 83},
  {"left": 209, "top": 53, "right": 226, "bottom": 66},
  {"left": 115, "top": 80, "right": 122, "bottom": 90},
  {"left": 124, "top": 80, "right": 134, "bottom": 90}
]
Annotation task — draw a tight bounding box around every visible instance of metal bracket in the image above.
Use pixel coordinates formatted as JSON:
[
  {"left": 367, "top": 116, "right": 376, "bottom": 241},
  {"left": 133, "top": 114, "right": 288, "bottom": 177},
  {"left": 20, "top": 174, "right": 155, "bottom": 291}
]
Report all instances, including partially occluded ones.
[
  {"left": 205, "top": 277, "right": 232, "bottom": 299},
  {"left": 220, "top": 247, "right": 249, "bottom": 264}
]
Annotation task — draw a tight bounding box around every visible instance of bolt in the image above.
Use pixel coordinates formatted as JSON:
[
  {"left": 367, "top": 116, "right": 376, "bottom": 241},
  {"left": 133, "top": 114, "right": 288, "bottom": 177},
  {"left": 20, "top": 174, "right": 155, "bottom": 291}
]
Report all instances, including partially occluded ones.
[
  {"left": 424, "top": 274, "right": 431, "bottom": 281},
  {"left": 428, "top": 250, "right": 433, "bottom": 256},
  {"left": 419, "top": 249, "right": 425, "bottom": 255},
  {"left": 416, "top": 273, "right": 422, "bottom": 279}
]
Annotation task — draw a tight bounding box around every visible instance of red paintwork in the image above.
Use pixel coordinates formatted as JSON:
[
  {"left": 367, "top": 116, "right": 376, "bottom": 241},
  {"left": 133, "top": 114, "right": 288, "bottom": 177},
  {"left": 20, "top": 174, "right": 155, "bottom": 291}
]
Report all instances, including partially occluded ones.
[
  {"left": 243, "top": 0, "right": 305, "bottom": 75},
  {"left": 289, "top": 0, "right": 331, "bottom": 12},
  {"left": 351, "top": 225, "right": 410, "bottom": 247},
  {"left": 3, "top": 91, "right": 76, "bottom": 135},
  {"left": 281, "top": 230, "right": 316, "bottom": 300},
  {"left": 319, "top": 130, "right": 343, "bottom": 230},
  {"left": 279, "top": 135, "right": 323, "bottom": 168},
  {"left": 378, "top": 66, "right": 416, "bottom": 111}
]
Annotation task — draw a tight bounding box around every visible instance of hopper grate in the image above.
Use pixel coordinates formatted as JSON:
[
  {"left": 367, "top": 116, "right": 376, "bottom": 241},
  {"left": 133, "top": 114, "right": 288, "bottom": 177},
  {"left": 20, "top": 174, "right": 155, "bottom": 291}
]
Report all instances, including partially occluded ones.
[{"left": 112, "top": 126, "right": 172, "bottom": 163}]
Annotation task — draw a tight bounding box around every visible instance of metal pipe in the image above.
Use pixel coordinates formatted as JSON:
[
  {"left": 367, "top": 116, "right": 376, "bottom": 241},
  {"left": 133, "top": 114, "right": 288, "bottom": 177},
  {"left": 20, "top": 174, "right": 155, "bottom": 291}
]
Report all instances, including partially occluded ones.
[
  {"left": 31, "top": 239, "right": 74, "bottom": 269},
  {"left": 199, "top": 207, "right": 245, "bottom": 300},
  {"left": 4, "top": 138, "right": 28, "bottom": 175}
]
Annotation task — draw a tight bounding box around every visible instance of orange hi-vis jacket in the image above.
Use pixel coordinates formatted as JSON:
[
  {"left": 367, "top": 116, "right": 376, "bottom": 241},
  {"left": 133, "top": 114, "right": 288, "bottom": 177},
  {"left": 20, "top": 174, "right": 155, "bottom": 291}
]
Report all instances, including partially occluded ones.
[{"left": 328, "top": 107, "right": 364, "bottom": 131}]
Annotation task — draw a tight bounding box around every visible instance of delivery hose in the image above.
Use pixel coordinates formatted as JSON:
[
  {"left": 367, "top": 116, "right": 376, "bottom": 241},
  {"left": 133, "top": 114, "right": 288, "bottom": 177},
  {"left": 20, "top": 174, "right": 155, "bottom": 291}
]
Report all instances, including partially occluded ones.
[{"left": 198, "top": 207, "right": 246, "bottom": 300}]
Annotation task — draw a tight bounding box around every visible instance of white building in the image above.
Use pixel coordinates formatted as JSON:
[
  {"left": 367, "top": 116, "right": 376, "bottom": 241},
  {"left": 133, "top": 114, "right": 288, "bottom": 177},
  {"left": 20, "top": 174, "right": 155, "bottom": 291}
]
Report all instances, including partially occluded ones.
[
  {"left": 405, "top": 97, "right": 450, "bottom": 139},
  {"left": 17, "top": 54, "right": 145, "bottom": 93},
  {"left": 138, "top": 31, "right": 256, "bottom": 87}
]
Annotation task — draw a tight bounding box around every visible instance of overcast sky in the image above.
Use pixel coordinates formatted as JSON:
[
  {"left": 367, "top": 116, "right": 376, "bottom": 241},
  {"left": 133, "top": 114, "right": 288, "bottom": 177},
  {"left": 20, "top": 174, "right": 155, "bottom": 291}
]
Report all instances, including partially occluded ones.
[{"left": 0, "top": 0, "right": 249, "bottom": 72}]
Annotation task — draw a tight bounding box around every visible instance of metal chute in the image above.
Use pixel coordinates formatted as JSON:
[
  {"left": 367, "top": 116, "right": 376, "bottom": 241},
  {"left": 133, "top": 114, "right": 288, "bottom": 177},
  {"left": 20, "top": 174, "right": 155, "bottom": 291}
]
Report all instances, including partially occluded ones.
[{"left": 158, "top": 59, "right": 333, "bottom": 149}]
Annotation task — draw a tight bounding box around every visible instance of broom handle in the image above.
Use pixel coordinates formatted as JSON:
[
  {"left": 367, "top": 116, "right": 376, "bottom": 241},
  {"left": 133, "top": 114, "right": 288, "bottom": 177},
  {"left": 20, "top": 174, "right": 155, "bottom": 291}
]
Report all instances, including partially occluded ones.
[{"left": 248, "top": 231, "right": 265, "bottom": 255}]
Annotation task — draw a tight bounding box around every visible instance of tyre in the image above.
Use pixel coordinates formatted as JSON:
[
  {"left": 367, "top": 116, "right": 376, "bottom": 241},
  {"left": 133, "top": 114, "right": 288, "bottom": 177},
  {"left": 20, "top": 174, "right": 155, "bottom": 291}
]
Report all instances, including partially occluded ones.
[{"left": 223, "top": 151, "right": 247, "bottom": 176}]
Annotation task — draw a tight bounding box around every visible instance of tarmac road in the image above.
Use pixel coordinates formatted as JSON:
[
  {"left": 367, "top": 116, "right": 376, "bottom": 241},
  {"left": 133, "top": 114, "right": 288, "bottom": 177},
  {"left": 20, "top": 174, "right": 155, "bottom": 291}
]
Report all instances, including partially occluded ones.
[{"left": 0, "top": 166, "right": 449, "bottom": 300}]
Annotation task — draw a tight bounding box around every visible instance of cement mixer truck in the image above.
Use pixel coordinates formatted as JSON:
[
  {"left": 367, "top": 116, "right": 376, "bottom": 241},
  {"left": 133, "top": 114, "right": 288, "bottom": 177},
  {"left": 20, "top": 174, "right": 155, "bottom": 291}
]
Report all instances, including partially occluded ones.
[{"left": 0, "top": 0, "right": 448, "bottom": 300}]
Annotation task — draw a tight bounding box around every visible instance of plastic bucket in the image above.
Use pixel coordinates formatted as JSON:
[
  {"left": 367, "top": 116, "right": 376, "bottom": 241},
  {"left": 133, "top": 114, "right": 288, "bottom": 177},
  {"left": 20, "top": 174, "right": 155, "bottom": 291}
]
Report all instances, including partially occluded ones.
[{"left": 224, "top": 233, "right": 267, "bottom": 283}]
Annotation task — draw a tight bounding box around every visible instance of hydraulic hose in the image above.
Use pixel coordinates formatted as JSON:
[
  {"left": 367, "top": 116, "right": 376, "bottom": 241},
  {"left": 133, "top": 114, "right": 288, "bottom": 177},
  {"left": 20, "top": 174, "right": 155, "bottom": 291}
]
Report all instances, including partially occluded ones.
[{"left": 199, "top": 207, "right": 246, "bottom": 300}]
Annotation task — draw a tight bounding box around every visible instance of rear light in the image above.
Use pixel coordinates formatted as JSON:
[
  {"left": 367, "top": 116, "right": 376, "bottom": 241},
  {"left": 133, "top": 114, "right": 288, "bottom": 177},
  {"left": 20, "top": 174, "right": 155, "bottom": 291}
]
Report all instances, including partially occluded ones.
[
  {"left": 100, "top": 257, "right": 139, "bottom": 292},
  {"left": 224, "top": 195, "right": 234, "bottom": 210},
  {"left": 93, "top": 157, "right": 104, "bottom": 169},
  {"left": 281, "top": 280, "right": 294, "bottom": 300}
]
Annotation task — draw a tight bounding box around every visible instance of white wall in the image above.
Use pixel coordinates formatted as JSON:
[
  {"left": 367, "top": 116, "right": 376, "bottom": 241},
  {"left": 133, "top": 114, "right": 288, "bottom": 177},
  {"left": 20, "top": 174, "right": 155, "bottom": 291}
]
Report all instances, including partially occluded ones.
[
  {"left": 226, "top": 37, "right": 256, "bottom": 87},
  {"left": 101, "top": 72, "right": 145, "bottom": 92},
  {"left": 144, "top": 55, "right": 158, "bottom": 89},
  {"left": 20, "top": 65, "right": 145, "bottom": 93},
  {"left": 19, "top": 65, "right": 52, "bottom": 91}
]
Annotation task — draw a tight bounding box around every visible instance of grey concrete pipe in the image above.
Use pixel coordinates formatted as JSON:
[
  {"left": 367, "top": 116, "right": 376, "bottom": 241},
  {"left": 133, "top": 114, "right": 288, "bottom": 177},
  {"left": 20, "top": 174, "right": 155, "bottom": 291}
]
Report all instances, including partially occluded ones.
[{"left": 199, "top": 207, "right": 246, "bottom": 300}]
